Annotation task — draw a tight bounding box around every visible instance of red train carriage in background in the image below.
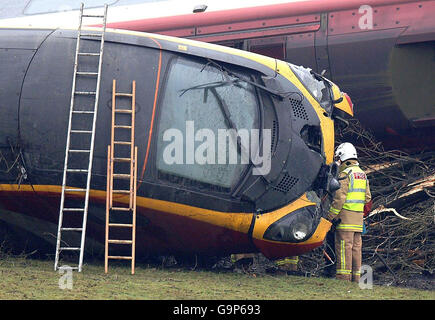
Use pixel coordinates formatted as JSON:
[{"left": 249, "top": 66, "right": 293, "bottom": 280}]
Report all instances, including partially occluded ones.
[
  {"left": 105, "top": 0, "right": 435, "bottom": 151},
  {"left": 2, "top": 0, "right": 434, "bottom": 150}
]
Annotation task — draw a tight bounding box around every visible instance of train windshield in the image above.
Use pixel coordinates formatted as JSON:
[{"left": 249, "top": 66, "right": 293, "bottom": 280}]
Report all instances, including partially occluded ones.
[
  {"left": 24, "top": 0, "right": 116, "bottom": 14},
  {"left": 156, "top": 57, "right": 259, "bottom": 191},
  {"left": 289, "top": 64, "right": 332, "bottom": 113},
  {"left": 23, "top": 0, "right": 167, "bottom": 15}
]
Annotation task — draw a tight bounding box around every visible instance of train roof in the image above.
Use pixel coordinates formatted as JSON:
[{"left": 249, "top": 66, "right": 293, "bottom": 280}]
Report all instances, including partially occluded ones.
[{"left": 0, "top": 26, "right": 282, "bottom": 77}]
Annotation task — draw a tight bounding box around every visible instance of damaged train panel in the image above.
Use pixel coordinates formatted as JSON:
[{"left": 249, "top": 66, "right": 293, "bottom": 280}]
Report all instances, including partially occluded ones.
[{"left": 0, "top": 27, "right": 353, "bottom": 260}]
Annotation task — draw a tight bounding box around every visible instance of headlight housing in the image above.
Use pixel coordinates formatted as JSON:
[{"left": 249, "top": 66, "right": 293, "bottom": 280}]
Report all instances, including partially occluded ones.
[{"left": 263, "top": 205, "right": 321, "bottom": 243}]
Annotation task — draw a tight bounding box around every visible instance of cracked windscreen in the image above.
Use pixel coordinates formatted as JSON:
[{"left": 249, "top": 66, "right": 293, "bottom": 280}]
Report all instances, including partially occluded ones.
[
  {"left": 156, "top": 56, "right": 259, "bottom": 189},
  {"left": 290, "top": 64, "right": 332, "bottom": 113}
]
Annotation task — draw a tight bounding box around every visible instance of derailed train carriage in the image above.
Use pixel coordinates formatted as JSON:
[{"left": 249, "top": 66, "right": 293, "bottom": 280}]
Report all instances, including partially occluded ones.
[{"left": 0, "top": 26, "right": 353, "bottom": 261}]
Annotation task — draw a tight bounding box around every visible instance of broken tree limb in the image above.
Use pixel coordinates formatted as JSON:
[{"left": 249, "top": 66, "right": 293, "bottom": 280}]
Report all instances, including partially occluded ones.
[
  {"left": 362, "top": 248, "right": 399, "bottom": 284},
  {"left": 368, "top": 205, "right": 411, "bottom": 220}
]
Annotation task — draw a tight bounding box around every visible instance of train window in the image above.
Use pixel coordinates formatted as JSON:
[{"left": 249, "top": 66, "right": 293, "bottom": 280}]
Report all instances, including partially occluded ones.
[
  {"left": 156, "top": 57, "right": 259, "bottom": 190},
  {"left": 115, "top": 0, "right": 169, "bottom": 4},
  {"left": 249, "top": 36, "right": 286, "bottom": 60},
  {"left": 289, "top": 64, "right": 332, "bottom": 113},
  {"left": 24, "top": 0, "right": 118, "bottom": 15},
  {"left": 250, "top": 43, "right": 285, "bottom": 60},
  {"left": 0, "top": 0, "right": 27, "bottom": 19}
]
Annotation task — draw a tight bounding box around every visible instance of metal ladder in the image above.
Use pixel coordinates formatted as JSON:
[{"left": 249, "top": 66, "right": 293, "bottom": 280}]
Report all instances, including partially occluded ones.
[
  {"left": 54, "top": 3, "right": 108, "bottom": 272},
  {"left": 105, "top": 79, "right": 137, "bottom": 274}
]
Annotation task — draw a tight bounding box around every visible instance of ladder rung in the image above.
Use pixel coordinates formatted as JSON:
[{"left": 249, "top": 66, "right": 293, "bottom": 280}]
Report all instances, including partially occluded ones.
[
  {"left": 75, "top": 91, "right": 96, "bottom": 95},
  {"left": 80, "top": 33, "right": 103, "bottom": 37},
  {"left": 113, "top": 174, "right": 131, "bottom": 179},
  {"left": 72, "top": 110, "right": 95, "bottom": 114},
  {"left": 66, "top": 169, "right": 88, "bottom": 173},
  {"left": 61, "top": 228, "right": 83, "bottom": 231},
  {"left": 114, "top": 125, "right": 132, "bottom": 129},
  {"left": 76, "top": 71, "right": 98, "bottom": 76},
  {"left": 70, "top": 130, "right": 92, "bottom": 134},
  {"left": 82, "top": 14, "right": 105, "bottom": 18},
  {"left": 113, "top": 157, "right": 131, "bottom": 162},
  {"left": 78, "top": 52, "right": 100, "bottom": 56},
  {"left": 108, "top": 256, "right": 133, "bottom": 260},
  {"left": 115, "top": 93, "right": 133, "bottom": 97},
  {"left": 108, "top": 239, "right": 133, "bottom": 244},
  {"left": 113, "top": 141, "right": 131, "bottom": 145},
  {"left": 109, "top": 223, "right": 133, "bottom": 228},
  {"left": 111, "top": 207, "right": 131, "bottom": 211},
  {"left": 60, "top": 247, "right": 81, "bottom": 251},
  {"left": 63, "top": 208, "right": 85, "bottom": 211},
  {"left": 69, "top": 149, "right": 90, "bottom": 153},
  {"left": 114, "top": 109, "right": 132, "bottom": 114},
  {"left": 64, "top": 188, "right": 87, "bottom": 192},
  {"left": 112, "top": 190, "right": 130, "bottom": 194}
]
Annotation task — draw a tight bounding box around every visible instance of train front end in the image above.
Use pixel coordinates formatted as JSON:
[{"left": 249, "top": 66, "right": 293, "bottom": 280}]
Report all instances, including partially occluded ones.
[{"left": 239, "top": 60, "right": 354, "bottom": 259}]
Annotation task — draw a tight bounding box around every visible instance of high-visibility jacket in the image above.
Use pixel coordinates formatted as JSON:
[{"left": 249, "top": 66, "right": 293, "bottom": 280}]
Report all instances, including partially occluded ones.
[
  {"left": 342, "top": 165, "right": 367, "bottom": 212},
  {"left": 327, "top": 160, "right": 371, "bottom": 232}
]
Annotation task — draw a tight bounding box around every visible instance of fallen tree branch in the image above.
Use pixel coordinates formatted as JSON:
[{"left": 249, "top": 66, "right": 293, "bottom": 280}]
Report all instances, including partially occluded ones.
[{"left": 368, "top": 206, "right": 411, "bottom": 220}]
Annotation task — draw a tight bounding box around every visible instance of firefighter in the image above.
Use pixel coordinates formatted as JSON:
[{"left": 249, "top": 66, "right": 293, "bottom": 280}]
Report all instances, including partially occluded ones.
[
  {"left": 327, "top": 142, "right": 372, "bottom": 282},
  {"left": 276, "top": 256, "right": 299, "bottom": 272}
]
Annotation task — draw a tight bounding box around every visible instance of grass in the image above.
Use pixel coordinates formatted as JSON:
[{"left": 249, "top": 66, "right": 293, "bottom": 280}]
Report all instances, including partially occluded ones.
[{"left": 0, "top": 257, "right": 434, "bottom": 300}]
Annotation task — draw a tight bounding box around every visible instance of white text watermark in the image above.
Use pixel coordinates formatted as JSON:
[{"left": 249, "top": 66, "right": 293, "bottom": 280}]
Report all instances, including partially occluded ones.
[
  {"left": 58, "top": 265, "right": 73, "bottom": 290},
  {"left": 358, "top": 5, "right": 374, "bottom": 30},
  {"left": 162, "top": 121, "right": 272, "bottom": 176}
]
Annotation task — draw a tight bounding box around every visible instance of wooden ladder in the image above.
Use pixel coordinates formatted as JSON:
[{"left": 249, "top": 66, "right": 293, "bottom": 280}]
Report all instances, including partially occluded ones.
[{"left": 105, "top": 79, "right": 137, "bottom": 274}]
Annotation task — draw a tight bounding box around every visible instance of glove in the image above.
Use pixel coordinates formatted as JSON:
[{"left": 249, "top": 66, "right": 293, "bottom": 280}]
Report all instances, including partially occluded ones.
[
  {"left": 331, "top": 218, "right": 341, "bottom": 227},
  {"left": 363, "top": 200, "right": 372, "bottom": 217}
]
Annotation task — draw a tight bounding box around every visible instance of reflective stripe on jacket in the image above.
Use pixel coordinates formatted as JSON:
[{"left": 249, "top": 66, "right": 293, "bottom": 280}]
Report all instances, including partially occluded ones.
[
  {"left": 276, "top": 256, "right": 299, "bottom": 266},
  {"left": 342, "top": 165, "right": 367, "bottom": 212}
]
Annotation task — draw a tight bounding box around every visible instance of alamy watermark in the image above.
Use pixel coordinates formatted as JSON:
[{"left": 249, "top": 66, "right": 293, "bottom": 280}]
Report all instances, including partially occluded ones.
[
  {"left": 359, "top": 265, "right": 373, "bottom": 289},
  {"left": 58, "top": 265, "right": 73, "bottom": 290},
  {"left": 162, "top": 121, "right": 272, "bottom": 176},
  {"left": 358, "top": 5, "right": 374, "bottom": 30}
]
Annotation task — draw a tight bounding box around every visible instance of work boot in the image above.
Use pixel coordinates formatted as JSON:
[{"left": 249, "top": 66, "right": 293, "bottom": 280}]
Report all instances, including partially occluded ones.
[
  {"left": 336, "top": 274, "right": 351, "bottom": 281},
  {"left": 286, "top": 264, "right": 298, "bottom": 272},
  {"left": 352, "top": 275, "right": 361, "bottom": 283}
]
